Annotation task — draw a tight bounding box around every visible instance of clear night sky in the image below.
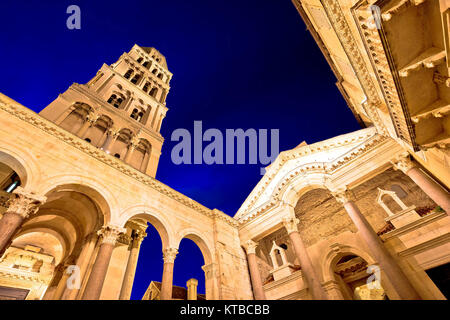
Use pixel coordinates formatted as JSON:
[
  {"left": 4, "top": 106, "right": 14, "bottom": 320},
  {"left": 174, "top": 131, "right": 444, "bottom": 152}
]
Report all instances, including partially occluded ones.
[{"left": 0, "top": 1, "right": 361, "bottom": 299}]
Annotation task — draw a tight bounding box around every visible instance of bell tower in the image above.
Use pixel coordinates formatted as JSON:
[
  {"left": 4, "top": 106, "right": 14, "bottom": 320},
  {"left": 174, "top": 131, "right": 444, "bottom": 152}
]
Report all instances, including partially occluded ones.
[{"left": 40, "top": 45, "right": 172, "bottom": 177}]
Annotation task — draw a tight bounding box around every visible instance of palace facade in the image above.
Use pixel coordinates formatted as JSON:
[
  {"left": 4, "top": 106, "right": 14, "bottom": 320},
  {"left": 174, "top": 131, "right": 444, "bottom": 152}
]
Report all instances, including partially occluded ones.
[{"left": 0, "top": 0, "right": 449, "bottom": 300}]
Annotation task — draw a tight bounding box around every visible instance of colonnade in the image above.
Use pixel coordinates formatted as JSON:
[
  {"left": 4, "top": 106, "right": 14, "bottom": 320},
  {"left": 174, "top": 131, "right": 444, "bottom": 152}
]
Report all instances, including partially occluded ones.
[
  {"left": 0, "top": 188, "right": 207, "bottom": 300},
  {"left": 242, "top": 156, "right": 450, "bottom": 300}
]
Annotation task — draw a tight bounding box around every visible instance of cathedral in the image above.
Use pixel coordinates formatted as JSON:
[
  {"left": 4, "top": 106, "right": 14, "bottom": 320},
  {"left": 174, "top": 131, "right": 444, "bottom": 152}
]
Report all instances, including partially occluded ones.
[{"left": 0, "top": 0, "right": 449, "bottom": 300}]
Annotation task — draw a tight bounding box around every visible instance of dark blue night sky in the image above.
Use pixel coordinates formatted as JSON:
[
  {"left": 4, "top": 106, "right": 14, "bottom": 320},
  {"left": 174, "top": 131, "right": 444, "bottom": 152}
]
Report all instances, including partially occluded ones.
[{"left": 0, "top": 1, "right": 361, "bottom": 299}]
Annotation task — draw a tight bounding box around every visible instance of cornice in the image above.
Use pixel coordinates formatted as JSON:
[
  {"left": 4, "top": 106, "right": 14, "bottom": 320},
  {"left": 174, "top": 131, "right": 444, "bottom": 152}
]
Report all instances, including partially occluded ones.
[
  {"left": 352, "top": 0, "right": 419, "bottom": 151},
  {"left": 0, "top": 94, "right": 238, "bottom": 228},
  {"left": 319, "top": 0, "right": 387, "bottom": 135}
]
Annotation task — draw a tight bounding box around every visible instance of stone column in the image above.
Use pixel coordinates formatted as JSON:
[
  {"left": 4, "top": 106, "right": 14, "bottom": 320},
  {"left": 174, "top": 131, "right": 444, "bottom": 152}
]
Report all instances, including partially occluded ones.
[
  {"left": 119, "top": 229, "right": 146, "bottom": 300},
  {"left": 160, "top": 247, "right": 178, "bottom": 300},
  {"left": 282, "top": 214, "right": 328, "bottom": 300},
  {"left": 140, "top": 150, "right": 151, "bottom": 172},
  {"left": 332, "top": 189, "right": 421, "bottom": 300},
  {"left": 82, "top": 225, "right": 124, "bottom": 300},
  {"left": 0, "top": 187, "right": 46, "bottom": 255},
  {"left": 124, "top": 138, "right": 139, "bottom": 163},
  {"left": 242, "top": 240, "right": 266, "bottom": 300},
  {"left": 392, "top": 156, "right": 450, "bottom": 215},
  {"left": 100, "top": 129, "right": 119, "bottom": 153},
  {"left": 77, "top": 114, "right": 98, "bottom": 139},
  {"left": 62, "top": 232, "right": 99, "bottom": 300},
  {"left": 186, "top": 278, "right": 198, "bottom": 300}
]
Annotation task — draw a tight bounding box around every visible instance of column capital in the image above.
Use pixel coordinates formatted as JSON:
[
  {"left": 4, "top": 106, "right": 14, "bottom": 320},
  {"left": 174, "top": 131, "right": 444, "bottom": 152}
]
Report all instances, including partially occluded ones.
[
  {"left": 130, "top": 136, "right": 140, "bottom": 149},
  {"left": 331, "top": 188, "right": 353, "bottom": 205},
  {"left": 132, "top": 229, "right": 147, "bottom": 247},
  {"left": 163, "top": 247, "right": 178, "bottom": 264},
  {"left": 6, "top": 187, "right": 47, "bottom": 219},
  {"left": 242, "top": 240, "right": 258, "bottom": 255},
  {"left": 86, "top": 113, "right": 99, "bottom": 124},
  {"left": 391, "top": 155, "right": 416, "bottom": 174},
  {"left": 97, "top": 225, "right": 125, "bottom": 245},
  {"left": 107, "top": 128, "right": 120, "bottom": 138},
  {"left": 282, "top": 216, "right": 300, "bottom": 234}
]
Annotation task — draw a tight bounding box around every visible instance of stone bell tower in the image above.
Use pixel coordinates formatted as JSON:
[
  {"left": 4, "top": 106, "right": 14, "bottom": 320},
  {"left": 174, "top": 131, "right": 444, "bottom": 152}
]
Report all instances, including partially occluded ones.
[{"left": 40, "top": 45, "right": 172, "bottom": 177}]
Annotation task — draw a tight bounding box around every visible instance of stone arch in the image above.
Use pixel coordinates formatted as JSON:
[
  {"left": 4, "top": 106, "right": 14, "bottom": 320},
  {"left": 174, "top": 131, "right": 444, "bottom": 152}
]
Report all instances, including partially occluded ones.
[
  {"left": 36, "top": 174, "right": 117, "bottom": 224},
  {"left": 175, "top": 228, "right": 214, "bottom": 265},
  {"left": 273, "top": 166, "right": 329, "bottom": 208},
  {"left": 13, "top": 226, "right": 69, "bottom": 265},
  {"left": 0, "top": 144, "right": 40, "bottom": 191},
  {"left": 319, "top": 243, "right": 394, "bottom": 300},
  {"left": 320, "top": 243, "right": 376, "bottom": 284},
  {"left": 118, "top": 205, "right": 175, "bottom": 250}
]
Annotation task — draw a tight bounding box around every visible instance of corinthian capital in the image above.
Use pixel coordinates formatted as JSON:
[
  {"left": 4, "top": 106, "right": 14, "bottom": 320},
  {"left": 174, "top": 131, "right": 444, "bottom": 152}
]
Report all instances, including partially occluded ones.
[
  {"left": 391, "top": 155, "right": 416, "bottom": 174},
  {"left": 242, "top": 240, "right": 258, "bottom": 255},
  {"left": 86, "top": 112, "right": 99, "bottom": 124},
  {"left": 107, "top": 128, "right": 120, "bottom": 138},
  {"left": 282, "top": 216, "right": 300, "bottom": 235},
  {"left": 130, "top": 136, "right": 140, "bottom": 148},
  {"left": 6, "top": 187, "right": 47, "bottom": 219},
  {"left": 98, "top": 225, "right": 125, "bottom": 245},
  {"left": 331, "top": 188, "right": 353, "bottom": 205},
  {"left": 132, "top": 230, "right": 147, "bottom": 247},
  {"left": 163, "top": 247, "right": 178, "bottom": 264}
]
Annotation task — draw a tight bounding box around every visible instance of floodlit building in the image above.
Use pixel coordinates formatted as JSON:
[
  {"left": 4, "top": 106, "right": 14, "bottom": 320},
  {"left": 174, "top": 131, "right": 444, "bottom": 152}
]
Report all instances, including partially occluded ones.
[{"left": 0, "top": 0, "right": 449, "bottom": 300}]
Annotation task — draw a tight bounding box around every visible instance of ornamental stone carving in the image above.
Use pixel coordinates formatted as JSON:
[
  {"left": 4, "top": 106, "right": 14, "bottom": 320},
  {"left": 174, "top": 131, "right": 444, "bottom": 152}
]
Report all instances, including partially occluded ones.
[
  {"left": 282, "top": 216, "right": 299, "bottom": 235},
  {"left": 331, "top": 188, "right": 353, "bottom": 205},
  {"left": 98, "top": 225, "right": 125, "bottom": 245},
  {"left": 5, "top": 187, "right": 47, "bottom": 219},
  {"left": 162, "top": 247, "right": 178, "bottom": 264},
  {"left": 242, "top": 240, "right": 258, "bottom": 255},
  {"left": 132, "top": 230, "right": 147, "bottom": 248},
  {"left": 86, "top": 112, "right": 99, "bottom": 124},
  {"left": 391, "top": 155, "right": 416, "bottom": 174}
]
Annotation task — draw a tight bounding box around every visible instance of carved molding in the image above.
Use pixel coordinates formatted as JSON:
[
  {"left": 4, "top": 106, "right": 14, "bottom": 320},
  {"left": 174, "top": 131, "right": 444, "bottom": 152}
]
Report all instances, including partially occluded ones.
[
  {"left": 242, "top": 240, "right": 258, "bottom": 255},
  {"left": 319, "top": 0, "right": 387, "bottom": 135},
  {"left": 353, "top": 1, "right": 418, "bottom": 150}
]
